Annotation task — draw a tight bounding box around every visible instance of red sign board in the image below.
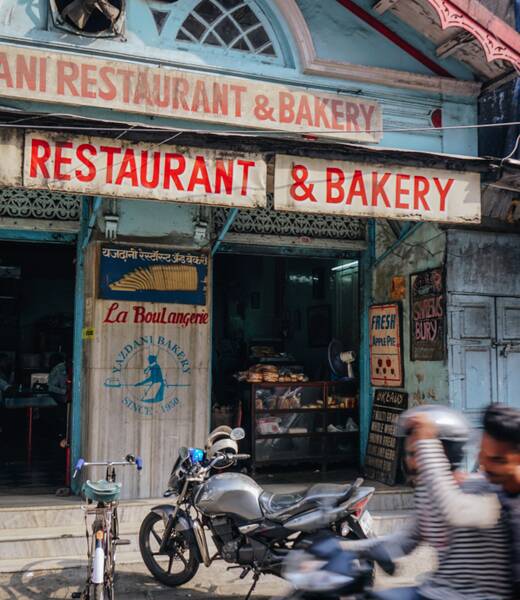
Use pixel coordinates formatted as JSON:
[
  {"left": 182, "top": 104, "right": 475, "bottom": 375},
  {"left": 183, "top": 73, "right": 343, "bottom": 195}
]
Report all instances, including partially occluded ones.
[{"left": 369, "top": 303, "right": 404, "bottom": 388}]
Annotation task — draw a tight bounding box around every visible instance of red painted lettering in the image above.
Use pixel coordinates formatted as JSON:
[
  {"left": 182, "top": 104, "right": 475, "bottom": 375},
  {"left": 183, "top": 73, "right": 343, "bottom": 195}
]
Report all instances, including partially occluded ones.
[
  {"left": 346, "top": 170, "right": 368, "bottom": 206},
  {"left": 360, "top": 104, "right": 376, "bottom": 133},
  {"left": 80, "top": 64, "right": 97, "bottom": 99},
  {"left": 29, "top": 138, "right": 51, "bottom": 178},
  {"left": 140, "top": 151, "right": 161, "bottom": 189},
  {"left": 345, "top": 102, "right": 360, "bottom": 132},
  {"left": 133, "top": 71, "right": 154, "bottom": 106},
  {"left": 115, "top": 149, "right": 138, "bottom": 186},
  {"left": 433, "top": 177, "right": 454, "bottom": 212},
  {"left": 331, "top": 100, "right": 345, "bottom": 130},
  {"left": 163, "top": 153, "right": 185, "bottom": 190},
  {"left": 371, "top": 172, "right": 391, "bottom": 207},
  {"left": 116, "top": 69, "right": 134, "bottom": 103},
  {"left": 191, "top": 80, "right": 210, "bottom": 113},
  {"left": 413, "top": 176, "right": 430, "bottom": 211},
  {"left": 76, "top": 144, "right": 97, "bottom": 182},
  {"left": 214, "top": 159, "right": 233, "bottom": 195},
  {"left": 395, "top": 174, "right": 411, "bottom": 209},
  {"left": 295, "top": 96, "right": 313, "bottom": 126},
  {"left": 0, "top": 53, "right": 13, "bottom": 88},
  {"left": 54, "top": 141, "right": 73, "bottom": 181},
  {"left": 15, "top": 55, "right": 37, "bottom": 90},
  {"left": 326, "top": 167, "right": 345, "bottom": 203},
  {"left": 279, "top": 92, "right": 295, "bottom": 124},
  {"left": 99, "top": 67, "right": 116, "bottom": 101},
  {"left": 314, "top": 97, "right": 331, "bottom": 129},
  {"left": 230, "top": 85, "right": 246, "bottom": 117},
  {"left": 57, "top": 60, "right": 79, "bottom": 96},
  {"left": 187, "top": 156, "right": 212, "bottom": 193},
  {"left": 172, "top": 77, "right": 190, "bottom": 111},
  {"left": 152, "top": 74, "right": 170, "bottom": 108},
  {"left": 99, "top": 146, "right": 122, "bottom": 184},
  {"left": 237, "top": 160, "right": 255, "bottom": 196},
  {"left": 212, "top": 83, "right": 229, "bottom": 115}
]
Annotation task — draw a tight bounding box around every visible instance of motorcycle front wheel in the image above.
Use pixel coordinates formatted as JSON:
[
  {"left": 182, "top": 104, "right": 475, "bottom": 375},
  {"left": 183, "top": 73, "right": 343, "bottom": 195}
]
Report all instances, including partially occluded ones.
[{"left": 139, "top": 512, "right": 200, "bottom": 587}]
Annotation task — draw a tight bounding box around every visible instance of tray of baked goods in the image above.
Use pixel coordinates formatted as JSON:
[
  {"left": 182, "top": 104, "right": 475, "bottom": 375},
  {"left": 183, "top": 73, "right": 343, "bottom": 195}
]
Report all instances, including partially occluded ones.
[{"left": 235, "top": 364, "right": 309, "bottom": 384}]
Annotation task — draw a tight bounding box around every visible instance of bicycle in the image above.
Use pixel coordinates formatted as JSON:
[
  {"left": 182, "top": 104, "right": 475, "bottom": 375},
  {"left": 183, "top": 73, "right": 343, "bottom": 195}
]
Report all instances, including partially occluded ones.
[{"left": 71, "top": 454, "right": 143, "bottom": 600}]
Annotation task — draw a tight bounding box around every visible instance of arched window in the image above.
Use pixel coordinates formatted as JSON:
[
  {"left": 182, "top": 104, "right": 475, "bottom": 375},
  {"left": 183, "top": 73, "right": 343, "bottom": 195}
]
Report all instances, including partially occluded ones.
[{"left": 176, "top": 0, "right": 279, "bottom": 59}]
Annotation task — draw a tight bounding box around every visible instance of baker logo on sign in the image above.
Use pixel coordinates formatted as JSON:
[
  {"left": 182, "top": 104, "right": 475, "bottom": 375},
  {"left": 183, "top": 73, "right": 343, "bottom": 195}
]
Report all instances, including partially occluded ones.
[{"left": 104, "top": 335, "right": 190, "bottom": 416}]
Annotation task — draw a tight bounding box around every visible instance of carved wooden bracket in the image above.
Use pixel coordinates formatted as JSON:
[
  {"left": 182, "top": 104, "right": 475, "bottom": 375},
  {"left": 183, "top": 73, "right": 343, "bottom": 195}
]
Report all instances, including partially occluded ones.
[{"left": 426, "top": 0, "right": 520, "bottom": 72}]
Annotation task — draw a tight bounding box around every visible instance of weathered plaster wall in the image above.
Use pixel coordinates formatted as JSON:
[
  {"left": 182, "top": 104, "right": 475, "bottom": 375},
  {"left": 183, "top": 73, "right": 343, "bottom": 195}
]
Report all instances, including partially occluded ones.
[{"left": 373, "top": 222, "right": 448, "bottom": 408}]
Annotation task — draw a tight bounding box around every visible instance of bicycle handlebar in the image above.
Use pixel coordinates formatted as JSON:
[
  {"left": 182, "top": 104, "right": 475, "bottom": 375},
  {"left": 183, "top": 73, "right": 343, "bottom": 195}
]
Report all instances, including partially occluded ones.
[{"left": 73, "top": 455, "right": 143, "bottom": 478}]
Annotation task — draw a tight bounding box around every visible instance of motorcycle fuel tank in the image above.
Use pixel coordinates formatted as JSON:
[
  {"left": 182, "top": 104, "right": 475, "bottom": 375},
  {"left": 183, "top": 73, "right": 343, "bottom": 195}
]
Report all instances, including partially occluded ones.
[{"left": 195, "top": 473, "right": 264, "bottom": 521}]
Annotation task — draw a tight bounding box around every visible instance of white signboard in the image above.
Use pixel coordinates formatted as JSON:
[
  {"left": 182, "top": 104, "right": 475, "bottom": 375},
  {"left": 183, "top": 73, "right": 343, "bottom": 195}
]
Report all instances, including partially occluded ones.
[
  {"left": 0, "top": 45, "right": 381, "bottom": 143},
  {"left": 23, "top": 132, "right": 267, "bottom": 208},
  {"left": 274, "top": 155, "right": 481, "bottom": 223}
]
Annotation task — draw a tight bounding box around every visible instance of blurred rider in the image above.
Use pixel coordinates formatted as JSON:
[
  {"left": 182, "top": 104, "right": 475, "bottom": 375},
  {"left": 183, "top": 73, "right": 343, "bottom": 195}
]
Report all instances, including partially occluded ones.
[{"left": 345, "top": 405, "right": 511, "bottom": 600}]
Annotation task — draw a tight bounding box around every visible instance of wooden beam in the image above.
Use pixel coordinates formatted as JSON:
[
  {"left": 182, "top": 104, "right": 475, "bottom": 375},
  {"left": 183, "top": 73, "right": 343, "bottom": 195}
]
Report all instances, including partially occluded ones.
[
  {"left": 373, "top": 0, "right": 400, "bottom": 15},
  {"left": 436, "top": 32, "right": 475, "bottom": 59}
]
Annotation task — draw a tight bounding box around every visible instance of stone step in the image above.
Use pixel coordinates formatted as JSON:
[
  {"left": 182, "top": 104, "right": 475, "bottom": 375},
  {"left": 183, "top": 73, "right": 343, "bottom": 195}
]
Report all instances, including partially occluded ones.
[
  {"left": 368, "top": 490, "right": 414, "bottom": 512},
  {"left": 0, "top": 500, "right": 157, "bottom": 530},
  {"left": 0, "top": 528, "right": 140, "bottom": 561},
  {"left": 371, "top": 510, "right": 414, "bottom": 535}
]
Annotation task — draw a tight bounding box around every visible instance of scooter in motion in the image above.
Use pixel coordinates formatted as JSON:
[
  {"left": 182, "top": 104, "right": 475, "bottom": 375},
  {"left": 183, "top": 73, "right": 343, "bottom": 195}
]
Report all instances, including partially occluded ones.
[{"left": 139, "top": 427, "right": 375, "bottom": 598}]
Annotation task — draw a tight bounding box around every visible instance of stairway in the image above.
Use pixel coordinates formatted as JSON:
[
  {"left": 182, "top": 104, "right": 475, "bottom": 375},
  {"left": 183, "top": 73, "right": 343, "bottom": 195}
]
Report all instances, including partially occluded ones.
[
  {"left": 0, "top": 498, "right": 152, "bottom": 573},
  {"left": 0, "top": 487, "right": 421, "bottom": 575}
]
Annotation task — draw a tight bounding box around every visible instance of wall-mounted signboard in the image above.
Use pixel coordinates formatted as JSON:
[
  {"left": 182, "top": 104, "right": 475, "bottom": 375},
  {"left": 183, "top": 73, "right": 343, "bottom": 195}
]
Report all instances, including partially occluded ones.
[
  {"left": 99, "top": 245, "right": 208, "bottom": 306},
  {"left": 365, "top": 389, "right": 408, "bottom": 485},
  {"left": 0, "top": 44, "right": 381, "bottom": 142},
  {"left": 410, "top": 267, "right": 446, "bottom": 361},
  {"left": 274, "top": 154, "right": 481, "bottom": 223},
  {"left": 369, "top": 303, "right": 404, "bottom": 388}
]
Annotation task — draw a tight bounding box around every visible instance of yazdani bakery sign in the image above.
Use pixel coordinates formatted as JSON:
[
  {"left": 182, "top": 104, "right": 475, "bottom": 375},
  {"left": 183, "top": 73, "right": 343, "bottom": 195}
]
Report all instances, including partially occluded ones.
[
  {"left": 274, "top": 155, "right": 481, "bottom": 223},
  {"left": 0, "top": 44, "right": 381, "bottom": 142}
]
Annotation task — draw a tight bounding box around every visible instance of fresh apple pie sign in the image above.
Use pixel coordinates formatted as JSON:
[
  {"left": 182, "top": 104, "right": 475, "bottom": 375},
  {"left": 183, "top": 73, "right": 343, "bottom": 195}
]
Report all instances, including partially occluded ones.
[{"left": 274, "top": 155, "right": 481, "bottom": 223}]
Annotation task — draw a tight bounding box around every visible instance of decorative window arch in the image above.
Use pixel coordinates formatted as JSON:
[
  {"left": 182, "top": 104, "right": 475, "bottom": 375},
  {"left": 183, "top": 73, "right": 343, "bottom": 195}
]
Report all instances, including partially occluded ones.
[{"left": 176, "top": 0, "right": 283, "bottom": 63}]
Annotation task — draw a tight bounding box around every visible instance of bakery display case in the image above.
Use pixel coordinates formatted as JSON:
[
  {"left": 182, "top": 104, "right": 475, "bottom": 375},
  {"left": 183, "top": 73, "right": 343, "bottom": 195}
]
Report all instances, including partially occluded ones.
[{"left": 245, "top": 379, "right": 360, "bottom": 473}]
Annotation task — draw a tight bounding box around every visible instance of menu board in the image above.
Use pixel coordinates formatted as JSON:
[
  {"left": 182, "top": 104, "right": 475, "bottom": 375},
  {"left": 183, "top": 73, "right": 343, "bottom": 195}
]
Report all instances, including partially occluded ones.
[
  {"left": 364, "top": 389, "right": 408, "bottom": 485},
  {"left": 369, "top": 303, "right": 404, "bottom": 388},
  {"left": 410, "top": 267, "right": 445, "bottom": 361}
]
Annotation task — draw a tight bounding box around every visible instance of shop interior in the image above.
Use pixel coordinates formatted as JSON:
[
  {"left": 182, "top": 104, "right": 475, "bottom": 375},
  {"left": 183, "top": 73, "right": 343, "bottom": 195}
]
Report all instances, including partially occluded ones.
[
  {"left": 0, "top": 242, "right": 74, "bottom": 494},
  {"left": 212, "top": 253, "right": 360, "bottom": 477}
]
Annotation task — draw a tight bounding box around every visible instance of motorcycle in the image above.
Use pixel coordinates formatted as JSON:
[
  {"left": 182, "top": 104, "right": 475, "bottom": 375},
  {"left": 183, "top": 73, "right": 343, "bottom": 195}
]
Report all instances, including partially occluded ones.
[
  {"left": 139, "top": 426, "right": 375, "bottom": 598},
  {"left": 276, "top": 533, "right": 395, "bottom": 600}
]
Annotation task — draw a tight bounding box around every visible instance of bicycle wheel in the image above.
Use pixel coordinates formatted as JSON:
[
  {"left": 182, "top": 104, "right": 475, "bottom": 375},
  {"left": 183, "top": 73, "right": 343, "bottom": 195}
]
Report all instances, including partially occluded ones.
[
  {"left": 139, "top": 511, "right": 200, "bottom": 587},
  {"left": 93, "top": 583, "right": 104, "bottom": 600}
]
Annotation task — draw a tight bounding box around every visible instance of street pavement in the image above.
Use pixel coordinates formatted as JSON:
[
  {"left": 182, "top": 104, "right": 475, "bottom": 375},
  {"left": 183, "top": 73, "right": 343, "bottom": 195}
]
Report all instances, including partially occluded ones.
[{"left": 0, "top": 553, "right": 430, "bottom": 600}]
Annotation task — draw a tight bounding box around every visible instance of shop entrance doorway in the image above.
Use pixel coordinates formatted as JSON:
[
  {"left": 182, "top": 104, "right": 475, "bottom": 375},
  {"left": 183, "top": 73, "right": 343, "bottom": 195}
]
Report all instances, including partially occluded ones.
[
  {"left": 212, "top": 253, "right": 360, "bottom": 478},
  {"left": 0, "top": 241, "right": 75, "bottom": 495}
]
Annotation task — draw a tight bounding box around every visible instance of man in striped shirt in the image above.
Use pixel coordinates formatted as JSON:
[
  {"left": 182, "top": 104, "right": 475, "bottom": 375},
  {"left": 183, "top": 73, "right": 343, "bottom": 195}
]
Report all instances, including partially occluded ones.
[{"left": 348, "top": 406, "right": 512, "bottom": 600}]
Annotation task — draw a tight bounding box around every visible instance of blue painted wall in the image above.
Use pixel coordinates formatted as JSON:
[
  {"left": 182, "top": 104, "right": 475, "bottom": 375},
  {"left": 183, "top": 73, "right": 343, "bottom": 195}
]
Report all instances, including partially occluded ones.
[{"left": 0, "top": 0, "right": 478, "bottom": 157}]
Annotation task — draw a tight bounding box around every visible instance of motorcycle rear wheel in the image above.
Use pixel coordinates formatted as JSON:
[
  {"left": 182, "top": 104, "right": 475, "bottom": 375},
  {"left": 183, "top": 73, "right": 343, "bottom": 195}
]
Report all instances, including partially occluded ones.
[{"left": 139, "top": 512, "right": 200, "bottom": 587}]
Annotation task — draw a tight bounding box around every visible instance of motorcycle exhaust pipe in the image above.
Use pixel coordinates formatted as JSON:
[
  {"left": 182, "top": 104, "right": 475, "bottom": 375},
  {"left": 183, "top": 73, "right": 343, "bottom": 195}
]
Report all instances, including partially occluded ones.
[{"left": 192, "top": 519, "right": 211, "bottom": 567}]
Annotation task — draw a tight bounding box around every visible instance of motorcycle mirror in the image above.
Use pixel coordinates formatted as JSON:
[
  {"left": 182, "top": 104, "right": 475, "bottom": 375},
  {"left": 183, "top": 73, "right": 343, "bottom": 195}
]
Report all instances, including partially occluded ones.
[
  {"left": 230, "top": 427, "right": 245, "bottom": 441},
  {"left": 179, "top": 446, "right": 189, "bottom": 460}
]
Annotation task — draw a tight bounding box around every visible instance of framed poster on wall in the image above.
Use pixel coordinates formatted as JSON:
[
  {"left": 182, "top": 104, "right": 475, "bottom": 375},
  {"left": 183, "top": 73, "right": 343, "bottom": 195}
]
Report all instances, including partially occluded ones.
[
  {"left": 99, "top": 245, "right": 208, "bottom": 305},
  {"left": 369, "top": 303, "right": 404, "bottom": 388},
  {"left": 410, "top": 267, "right": 446, "bottom": 361}
]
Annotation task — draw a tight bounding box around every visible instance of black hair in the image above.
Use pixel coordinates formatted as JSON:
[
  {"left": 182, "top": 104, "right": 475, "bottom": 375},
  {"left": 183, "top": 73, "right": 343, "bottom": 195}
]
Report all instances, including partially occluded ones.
[{"left": 483, "top": 404, "right": 520, "bottom": 450}]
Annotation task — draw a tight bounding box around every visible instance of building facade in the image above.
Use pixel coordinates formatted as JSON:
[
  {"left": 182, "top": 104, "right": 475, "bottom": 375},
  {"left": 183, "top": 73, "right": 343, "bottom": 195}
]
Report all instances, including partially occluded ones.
[{"left": 0, "top": 0, "right": 518, "bottom": 497}]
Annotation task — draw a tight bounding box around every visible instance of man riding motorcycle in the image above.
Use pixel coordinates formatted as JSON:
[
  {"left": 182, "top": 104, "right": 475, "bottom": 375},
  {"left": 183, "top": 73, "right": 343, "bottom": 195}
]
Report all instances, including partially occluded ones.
[{"left": 342, "top": 405, "right": 512, "bottom": 600}]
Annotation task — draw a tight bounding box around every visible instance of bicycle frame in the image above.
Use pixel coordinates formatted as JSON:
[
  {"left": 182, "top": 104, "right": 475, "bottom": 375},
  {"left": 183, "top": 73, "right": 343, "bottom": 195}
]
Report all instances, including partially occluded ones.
[{"left": 73, "top": 455, "right": 142, "bottom": 600}]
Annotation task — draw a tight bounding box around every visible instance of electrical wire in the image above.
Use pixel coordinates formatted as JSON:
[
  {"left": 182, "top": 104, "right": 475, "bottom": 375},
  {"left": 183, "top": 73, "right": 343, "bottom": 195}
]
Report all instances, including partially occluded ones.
[{"left": 0, "top": 119, "right": 518, "bottom": 136}]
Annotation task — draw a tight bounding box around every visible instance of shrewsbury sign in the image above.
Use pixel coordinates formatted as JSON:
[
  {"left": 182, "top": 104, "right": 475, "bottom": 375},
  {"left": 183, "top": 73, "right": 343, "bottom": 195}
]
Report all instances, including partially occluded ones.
[
  {"left": 24, "top": 132, "right": 266, "bottom": 208},
  {"left": 0, "top": 45, "right": 381, "bottom": 143},
  {"left": 274, "top": 155, "right": 481, "bottom": 223}
]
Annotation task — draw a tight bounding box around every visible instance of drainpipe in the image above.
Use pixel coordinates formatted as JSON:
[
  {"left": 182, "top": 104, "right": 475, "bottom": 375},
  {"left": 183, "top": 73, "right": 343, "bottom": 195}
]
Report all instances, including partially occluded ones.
[
  {"left": 70, "top": 197, "right": 90, "bottom": 493},
  {"left": 211, "top": 208, "right": 239, "bottom": 256},
  {"left": 359, "top": 220, "right": 375, "bottom": 463}
]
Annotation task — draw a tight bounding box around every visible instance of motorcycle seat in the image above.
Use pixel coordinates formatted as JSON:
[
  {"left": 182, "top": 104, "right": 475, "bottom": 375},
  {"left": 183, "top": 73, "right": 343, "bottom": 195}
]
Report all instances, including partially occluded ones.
[{"left": 260, "top": 483, "right": 352, "bottom": 521}]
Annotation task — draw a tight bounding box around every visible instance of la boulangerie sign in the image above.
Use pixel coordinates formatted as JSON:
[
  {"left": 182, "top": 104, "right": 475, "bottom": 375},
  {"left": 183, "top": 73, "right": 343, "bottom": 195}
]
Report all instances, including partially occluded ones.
[
  {"left": 0, "top": 44, "right": 381, "bottom": 142},
  {"left": 274, "top": 154, "right": 481, "bottom": 223},
  {"left": 23, "top": 131, "right": 266, "bottom": 208}
]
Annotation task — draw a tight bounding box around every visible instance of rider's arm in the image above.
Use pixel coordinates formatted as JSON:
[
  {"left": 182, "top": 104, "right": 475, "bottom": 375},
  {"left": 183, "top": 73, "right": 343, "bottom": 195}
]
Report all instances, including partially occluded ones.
[
  {"left": 340, "top": 517, "right": 421, "bottom": 559},
  {"left": 416, "top": 439, "right": 501, "bottom": 528}
]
